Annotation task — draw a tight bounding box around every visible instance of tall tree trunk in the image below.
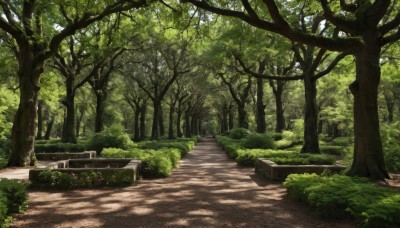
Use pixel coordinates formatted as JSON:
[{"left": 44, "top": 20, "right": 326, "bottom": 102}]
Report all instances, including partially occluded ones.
[
  {"left": 151, "top": 100, "right": 160, "bottom": 140},
  {"left": 94, "top": 93, "right": 105, "bottom": 133},
  {"left": 185, "top": 110, "right": 191, "bottom": 138},
  {"left": 256, "top": 78, "right": 266, "bottom": 133},
  {"left": 385, "top": 96, "right": 394, "bottom": 123},
  {"left": 301, "top": 74, "right": 320, "bottom": 154},
  {"left": 228, "top": 108, "right": 234, "bottom": 130},
  {"left": 191, "top": 115, "right": 198, "bottom": 136},
  {"left": 75, "top": 109, "right": 84, "bottom": 138},
  {"left": 177, "top": 110, "right": 183, "bottom": 138},
  {"left": 62, "top": 77, "right": 77, "bottom": 142},
  {"left": 133, "top": 109, "right": 140, "bottom": 142},
  {"left": 36, "top": 100, "right": 43, "bottom": 140},
  {"left": 140, "top": 101, "right": 147, "bottom": 140},
  {"left": 349, "top": 43, "right": 389, "bottom": 180},
  {"left": 8, "top": 55, "right": 42, "bottom": 166},
  {"left": 168, "top": 105, "right": 175, "bottom": 139},
  {"left": 44, "top": 117, "right": 54, "bottom": 140},
  {"left": 222, "top": 106, "right": 228, "bottom": 133},
  {"left": 159, "top": 103, "right": 165, "bottom": 137},
  {"left": 274, "top": 85, "right": 285, "bottom": 133},
  {"left": 237, "top": 104, "right": 248, "bottom": 129}
]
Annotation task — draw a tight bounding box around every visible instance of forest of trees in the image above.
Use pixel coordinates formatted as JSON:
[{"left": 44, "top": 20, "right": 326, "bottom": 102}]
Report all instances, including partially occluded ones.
[{"left": 0, "top": 1, "right": 400, "bottom": 181}]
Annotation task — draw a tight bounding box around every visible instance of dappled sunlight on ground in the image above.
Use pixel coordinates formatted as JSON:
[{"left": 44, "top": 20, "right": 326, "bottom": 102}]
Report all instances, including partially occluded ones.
[{"left": 10, "top": 138, "right": 357, "bottom": 227}]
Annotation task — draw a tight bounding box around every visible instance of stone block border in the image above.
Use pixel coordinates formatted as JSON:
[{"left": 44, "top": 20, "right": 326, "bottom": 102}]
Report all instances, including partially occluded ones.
[{"left": 255, "top": 158, "right": 347, "bottom": 181}]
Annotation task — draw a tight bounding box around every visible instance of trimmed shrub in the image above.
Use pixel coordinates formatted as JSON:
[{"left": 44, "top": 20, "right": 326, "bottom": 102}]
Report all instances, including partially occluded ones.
[
  {"left": 284, "top": 174, "right": 400, "bottom": 227},
  {"left": 102, "top": 147, "right": 180, "bottom": 178},
  {"left": 235, "top": 149, "right": 295, "bottom": 167},
  {"left": 35, "top": 143, "right": 86, "bottom": 153},
  {"left": 87, "top": 126, "right": 134, "bottom": 154},
  {"left": 0, "top": 179, "right": 28, "bottom": 226},
  {"left": 228, "top": 128, "right": 250, "bottom": 139},
  {"left": 33, "top": 169, "right": 134, "bottom": 189},
  {"left": 138, "top": 140, "right": 195, "bottom": 157},
  {"left": 215, "top": 136, "right": 243, "bottom": 159},
  {"left": 319, "top": 145, "right": 345, "bottom": 156},
  {"left": 241, "top": 133, "right": 276, "bottom": 149}
]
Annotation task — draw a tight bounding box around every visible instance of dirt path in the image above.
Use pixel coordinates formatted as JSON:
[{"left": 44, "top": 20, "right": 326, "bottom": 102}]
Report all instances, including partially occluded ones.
[{"left": 10, "top": 138, "right": 356, "bottom": 227}]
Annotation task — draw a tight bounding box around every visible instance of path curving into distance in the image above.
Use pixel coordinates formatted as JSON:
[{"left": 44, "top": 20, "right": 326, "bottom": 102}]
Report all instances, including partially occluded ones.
[{"left": 11, "top": 138, "right": 356, "bottom": 227}]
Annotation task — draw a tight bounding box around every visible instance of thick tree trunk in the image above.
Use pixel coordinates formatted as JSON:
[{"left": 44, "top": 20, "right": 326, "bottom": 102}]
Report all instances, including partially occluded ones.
[
  {"left": 159, "top": 104, "right": 165, "bottom": 137},
  {"left": 256, "top": 78, "right": 266, "bottom": 133},
  {"left": 222, "top": 106, "right": 228, "bottom": 133},
  {"left": 8, "top": 54, "right": 42, "bottom": 166},
  {"left": 151, "top": 100, "right": 160, "bottom": 140},
  {"left": 62, "top": 78, "right": 77, "bottom": 142},
  {"left": 185, "top": 110, "right": 191, "bottom": 138},
  {"left": 177, "top": 111, "right": 183, "bottom": 138},
  {"left": 44, "top": 117, "right": 54, "bottom": 140},
  {"left": 274, "top": 86, "right": 285, "bottom": 133},
  {"left": 168, "top": 105, "right": 175, "bottom": 139},
  {"left": 237, "top": 104, "right": 248, "bottom": 129},
  {"left": 95, "top": 93, "right": 105, "bottom": 133},
  {"left": 133, "top": 109, "right": 140, "bottom": 142},
  {"left": 36, "top": 101, "right": 43, "bottom": 140},
  {"left": 228, "top": 108, "right": 234, "bottom": 130},
  {"left": 75, "top": 109, "right": 84, "bottom": 138},
  {"left": 301, "top": 74, "right": 320, "bottom": 154},
  {"left": 191, "top": 115, "right": 199, "bottom": 136},
  {"left": 140, "top": 101, "right": 147, "bottom": 140},
  {"left": 349, "top": 44, "right": 389, "bottom": 180}
]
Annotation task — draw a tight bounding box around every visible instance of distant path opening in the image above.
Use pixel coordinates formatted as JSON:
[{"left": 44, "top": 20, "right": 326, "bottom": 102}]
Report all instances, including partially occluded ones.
[{"left": 11, "top": 138, "right": 355, "bottom": 227}]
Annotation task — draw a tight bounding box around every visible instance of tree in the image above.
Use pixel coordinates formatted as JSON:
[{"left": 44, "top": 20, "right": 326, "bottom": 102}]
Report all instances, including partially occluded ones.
[
  {"left": 0, "top": 0, "right": 148, "bottom": 166},
  {"left": 183, "top": 0, "right": 400, "bottom": 180}
]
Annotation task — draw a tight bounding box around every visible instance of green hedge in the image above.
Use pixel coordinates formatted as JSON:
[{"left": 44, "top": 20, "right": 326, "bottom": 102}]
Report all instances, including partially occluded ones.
[
  {"left": 215, "top": 136, "right": 243, "bottom": 159},
  {"left": 102, "top": 147, "right": 182, "bottom": 178},
  {"left": 235, "top": 149, "right": 335, "bottom": 167},
  {"left": 241, "top": 133, "right": 276, "bottom": 149},
  {"left": 0, "top": 179, "right": 28, "bottom": 226},
  {"left": 228, "top": 128, "right": 250, "bottom": 139},
  {"left": 138, "top": 139, "right": 195, "bottom": 157},
  {"left": 35, "top": 143, "right": 86, "bottom": 153},
  {"left": 87, "top": 127, "right": 134, "bottom": 154},
  {"left": 32, "top": 169, "right": 134, "bottom": 189},
  {"left": 284, "top": 174, "right": 400, "bottom": 227}
]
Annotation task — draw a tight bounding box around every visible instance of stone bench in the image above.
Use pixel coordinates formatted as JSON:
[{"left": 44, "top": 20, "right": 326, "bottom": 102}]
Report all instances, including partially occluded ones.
[{"left": 255, "top": 158, "right": 347, "bottom": 181}]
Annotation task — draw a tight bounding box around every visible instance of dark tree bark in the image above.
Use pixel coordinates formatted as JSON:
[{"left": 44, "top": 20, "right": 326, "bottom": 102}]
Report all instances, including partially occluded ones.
[
  {"left": 349, "top": 44, "right": 389, "bottom": 180},
  {"left": 159, "top": 104, "right": 165, "bottom": 137},
  {"left": 61, "top": 76, "right": 77, "bottom": 142},
  {"left": 94, "top": 93, "right": 105, "bottom": 133},
  {"left": 177, "top": 110, "right": 183, "bottom": 138},
  {"left": 44, "top": 117, "right": 54, "bottom": 140},
  {"left": 256, "top": 78, "right": 266, "bottom": 133},
  {"left": 274, "top": 85, "right": 285, "bottom": 133},
  {"left": 168, "top": 105, "right": 175, "bottom": 139},
  {"left": 75, "top": 107, "right": 84, "bottom": 138},
  {"left": 36, "top": 100, "right": 43, "bottom": 140},
  {"left": 140, "top": 100, "right": 147, "bottom": 140},
  {"left": 133, "top": 108, "right": 140, "bottom": 142},
  {"left": 151, "top": 99, "right": 161, "bottom": 140},
  {"left": 8, "top": 47, "right": 43, "bottom": 166},
  {"left": 228, "top": 105, "right": 234, "bottom": 130},
  {"left": 184, "top": 109, "right": 191, "bottom": 138},
  {"left": 301, "top": 75, "right": 320, "bottom": 153}
]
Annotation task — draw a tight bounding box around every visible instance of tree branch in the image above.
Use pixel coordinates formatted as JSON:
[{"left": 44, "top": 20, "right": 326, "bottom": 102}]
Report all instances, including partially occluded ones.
[{"left": 313, "top": 51, "right": 351, "bottom": 79}]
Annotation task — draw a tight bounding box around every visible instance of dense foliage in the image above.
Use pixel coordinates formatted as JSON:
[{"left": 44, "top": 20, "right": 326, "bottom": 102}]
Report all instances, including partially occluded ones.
[
  {"left": 0, "top": 179, "right": 28, "bottom": 226},
  {"left": 284, "top": 174, "right": 400, "bottom": 227},
  {"left": 87, "top": 126, "right": 134, "bottom": 154}
]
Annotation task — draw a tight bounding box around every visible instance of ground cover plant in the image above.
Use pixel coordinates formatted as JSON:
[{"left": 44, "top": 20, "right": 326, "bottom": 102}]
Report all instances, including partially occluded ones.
[
  {"left": 284, "top": 173, "right": 400, "bottom": 227},
  {"left": 0, "top": 179, "right": 28, "bottom": 226},
  {"left": 217, "top": 135, "right": 336, "bottom": 167}
]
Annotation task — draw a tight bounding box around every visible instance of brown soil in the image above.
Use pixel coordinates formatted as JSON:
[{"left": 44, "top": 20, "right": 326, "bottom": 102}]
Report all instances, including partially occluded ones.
[{"left": 9, "top": 138, "right": 358, "bottom": 227}]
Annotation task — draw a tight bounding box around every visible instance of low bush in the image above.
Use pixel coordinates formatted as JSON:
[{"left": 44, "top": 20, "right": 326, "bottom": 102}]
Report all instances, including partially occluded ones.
[
  {"left": 381, "top": 122, "right": 400, "bottom": 172},
  {"left": 215, "top": 136, "right": 242, "bottom": 159},
  {"left": 235, "top": 149, "right": 335, "bottom": 167},
  {"left": 319, "top": 145, "right": 345, "bottom": 156},
  {"left": 32, "top": 169, "right": 134, "bottom": 189},
  {"left": 0, "top": 138, "right": 10, "bottom": 155},
  {"left": 0, "top": 179, "right": 28, "bottom": 226},
  {"left": 102, "top": 147, "right": 181, "bottom": 178},
  {"left": 241, "top": 133, "right": 276, "bottom": 149},
  {"left": 35, "top": 139, "right": 62, "bottom": 144},
  {"left": 235, "top": 149, "right": 294, "bottom": 167},
  {"left": 228, "top": 128, "right": 250, "bottom": 139},
  {"left": 138, "top": 139, "right": 195, "bottom": 157},
  {"left": 35, "top": 143, "right": 86, "bottom": 153},
  {"left": 87, "top": 126, "right": 134, "bottom": 154},
  {"left": 284, "top": 174, "right": 400, "bottom": 227},
  {"left": 276, "top": 131, "right": 303, "bottom": 149}
]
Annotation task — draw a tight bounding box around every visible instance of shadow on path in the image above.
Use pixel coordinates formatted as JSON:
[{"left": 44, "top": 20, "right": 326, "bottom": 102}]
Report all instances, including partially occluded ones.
[{"left": 11, "top": 138, "right": 356, "bottom": 227}]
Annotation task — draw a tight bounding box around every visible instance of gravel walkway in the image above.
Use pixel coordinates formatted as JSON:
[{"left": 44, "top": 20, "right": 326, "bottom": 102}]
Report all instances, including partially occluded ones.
[{"left": 10, "top": 138, "right": 357, "bottom": 227}]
